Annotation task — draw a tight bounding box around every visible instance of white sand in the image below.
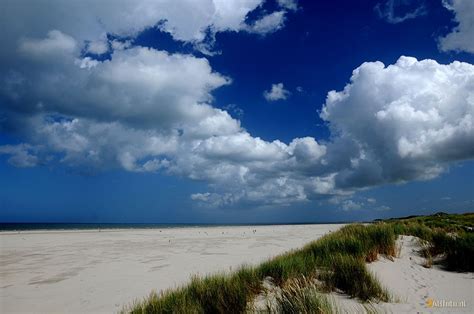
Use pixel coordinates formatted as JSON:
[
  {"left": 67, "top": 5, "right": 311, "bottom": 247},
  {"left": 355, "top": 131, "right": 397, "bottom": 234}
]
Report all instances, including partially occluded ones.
[
  {"left": 250, "top": 235, "right": 473, "bottom": 314},
  {"left": 0, "top": 224, "right": 342, "bottom": 313},
  {"left": 367, "top": 236, "right": 473, "bottom": 313},
  {"left": 332, "top": 235, "right": 473, "bottom": 313}
]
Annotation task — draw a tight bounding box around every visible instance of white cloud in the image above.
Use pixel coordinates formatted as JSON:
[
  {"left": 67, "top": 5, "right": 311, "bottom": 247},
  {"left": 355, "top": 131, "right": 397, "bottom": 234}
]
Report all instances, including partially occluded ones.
[
  {"left": 0, "top": 0, "right": 293, "bottom": 60},
  {"left": 0, "top": 144, "right": 39, "bottom": 168},
  {"left": 277, "top": 0, "right": 299, "bottom": 11},
  {"left": 289, "top": 137, "right": 327, "bottom": 164},
  {"left": 245, "top": 11, "right": 287, "bottom": 35},
  {"left": 18, "top": 30, "right": 78, "bottom": 60},
  {"left": 321, "top": 56, "right": 474, "bottom": 189},
  {"left": 30, "top": 117, "right": 178, "bottom": 172},
  {"left": 1, "top": 29, "right": 240, "bottom": 173},
  {"left": 342, "top": 200, "right": 362, "bottom": 211},
  {"left": 374, "top": 0, "right": 427, "bottom": 24},
  {"left": 2, "top": 54, "right": 474, "bottom": 208},
  {"left": 0, "top": 0, "right": 306, "bottom": 208},
  {"left": 5, "top": 41, "right": 232, "bottom": 132},
  {"left": 263, "top": 83, "right": 290, "bottom": 101},
  {"left": 2, "top": 16, "right": 474, "bottom": 210},
  {"left": 110, "top": 40, "right": 132, "bottom": 51},
  {"left": 193, "top": 132, "right": 288, "bottom": 162},
  {"left": 330, "top": 196, "right": 388, "bottom": 212},
  {"left": 86, "top": 39, "right": 109, "bottom": 55},
  {"left": 439, "top": 0, "right": 474, "bottom": 53},
  {"left": 367, "top": 197, "right": 377, "bottom": 204},
  {"left": 190, "top": 193, "right": 211, "bottom": 202},
  {"left": 1, "top": 28, "right": 328, "bottom": 207}
]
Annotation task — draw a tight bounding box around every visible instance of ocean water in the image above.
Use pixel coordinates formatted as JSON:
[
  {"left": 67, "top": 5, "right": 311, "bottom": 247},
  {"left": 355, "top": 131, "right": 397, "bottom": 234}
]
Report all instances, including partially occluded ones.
[{"left": 0, "top": 222, "right": 331, "bottom": 231}]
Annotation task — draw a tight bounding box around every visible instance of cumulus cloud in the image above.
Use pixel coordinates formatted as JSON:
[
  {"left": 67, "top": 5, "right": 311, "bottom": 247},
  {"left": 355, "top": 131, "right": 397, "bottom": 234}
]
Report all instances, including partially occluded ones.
[
  {"left": 0, "top": 26, "right": 327, "bottom": 207},
  {"left": 321, "top": 56, "right": 474, "bottom": 189},
  {"left": 330, "top": 195, "right": 390, "bottom": 212},
  {"left": 1, "top": 1, "right": 474, "bottom": 210},
  {"left": 439, "top": 0, "right": 474, "bottom": 53},
  {"left": 5, "top": 40, "right": 232, "bottom": 131},
  {"left": 110, "top": 40, "right": 132, "bottom": 51},
  {"left": 2, "top": 51, "right": 474, "bottom": 208},
  {"left": 86, "top": 39, "right": 109, "bottom": 55},
  {"left": 342, "top": 200, "right": 362, "bottom": 211},
  {"left": 1, "top": 34, "right": 242, "bottom": 172},
  {"left": 367, "top": 198, "right": 377, "bottom": 204},
  {"left": 245, "top": 11, "right": 287, "bottom": 35},
  {"left": 374, "top": 0, "right": 427, "bottom": 24},
  {"left": 30, "top": 116, "right": 178, "bottom": 172},
  {"left": 263, "top": 83, "right": 291, "bottom": 101},
  {"left": 0, "top": 144, "right": 39, "bottom": 168},
  {"left": 190, "top": 192, "right": 243, "bottom": 208},
  {"left": 277, "top": 0, "right": 299, "bottom": 11},
  {"left": 180, "top": 56, "right": 474, "bottom": 207},
  {"left": 0, "top": 0, "right": 294, "bottom": 59},
  {"left": 18, "top": 30, "right": 78, "bottom": 59}
]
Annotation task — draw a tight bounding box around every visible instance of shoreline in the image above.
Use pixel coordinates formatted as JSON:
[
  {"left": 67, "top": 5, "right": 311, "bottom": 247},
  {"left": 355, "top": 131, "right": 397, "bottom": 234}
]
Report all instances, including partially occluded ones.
[{"left": 0, "top": 222, "right": 348, "bottom": 234}]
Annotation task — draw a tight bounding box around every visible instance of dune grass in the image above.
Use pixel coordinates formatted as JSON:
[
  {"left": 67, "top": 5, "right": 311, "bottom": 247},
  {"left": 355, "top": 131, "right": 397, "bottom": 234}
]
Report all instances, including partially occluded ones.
[
  {"left": 386, "top": 214, "right": 474, "bottom": 272},
  {"left": 386, "top": 212, "right": 474, "bottom": 233},
  {"left": 124, "top": 224, "right": 396, "bottom": 313},
  {"left": 257, "top": 224, "right": 395, "bottom": 302},
  {"left": 124, "top": 213, "right": 473, "bottom": 313},
  {"left": 126, "top": 266, "right": 261, "bottom": 314},
  {"left": 274, "top": 276, "right": 333, "bottom": 314}
]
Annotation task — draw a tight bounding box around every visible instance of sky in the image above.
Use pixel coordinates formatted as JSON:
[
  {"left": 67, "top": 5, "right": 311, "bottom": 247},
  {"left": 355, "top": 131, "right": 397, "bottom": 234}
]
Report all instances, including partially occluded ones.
[{"left": 0, "top": 0, "right": 473, "bottom": 223}]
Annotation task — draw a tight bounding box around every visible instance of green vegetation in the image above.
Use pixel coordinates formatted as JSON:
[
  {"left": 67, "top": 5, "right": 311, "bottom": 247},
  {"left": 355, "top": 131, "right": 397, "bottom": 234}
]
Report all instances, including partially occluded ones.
[
  {"left": 125, "top": 266, "right": 261, "bottom": 314},
  {"left": 384, "top": 212, "right": 474, "bottom": 233},
  {"left": 256, "top": 224, "right": 395, "bottom": 302},
  {"left": 124, "top": 224, "right": 396, "bottom": 313},
  {"left": 274, "top": 277, "right": 333, "bottom": 314},
  {"left": 385, "top": 212, "right": 474, "bottom": 271},
  {"left": 124, "top": 212, "right": 473, "bottom": 313}
]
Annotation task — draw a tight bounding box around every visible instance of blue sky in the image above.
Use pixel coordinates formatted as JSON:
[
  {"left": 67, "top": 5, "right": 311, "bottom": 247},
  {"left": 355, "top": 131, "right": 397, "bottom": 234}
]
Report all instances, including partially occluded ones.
[{"left": 1, "top": 0, "right": 473, "bottom": 223}]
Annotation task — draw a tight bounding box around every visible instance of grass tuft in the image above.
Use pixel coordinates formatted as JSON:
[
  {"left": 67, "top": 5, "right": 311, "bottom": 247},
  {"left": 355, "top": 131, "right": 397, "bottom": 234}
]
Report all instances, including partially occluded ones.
[
  {"left": 319, "top": 254, "right": 390, "bottom": 301},
  {"left": 275, "top": 276, "right": 333, "bottom": 314}
]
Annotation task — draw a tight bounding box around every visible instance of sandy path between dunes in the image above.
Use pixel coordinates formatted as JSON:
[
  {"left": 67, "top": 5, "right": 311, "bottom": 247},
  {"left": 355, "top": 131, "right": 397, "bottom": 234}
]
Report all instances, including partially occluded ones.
[
  {"left": 368, "top": 235, "right": 473, "bottom": 313},
  {"left": 0, "top": 224, "right": 343, "bottom": 313},
  {"left": 332, "top": 235, "right": 473, "bottom": 313}
]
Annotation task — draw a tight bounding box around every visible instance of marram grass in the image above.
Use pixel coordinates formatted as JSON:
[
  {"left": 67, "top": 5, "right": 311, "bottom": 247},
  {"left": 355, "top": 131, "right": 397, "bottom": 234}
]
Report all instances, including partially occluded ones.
[
  {"left": 123, "top": 213, "right": 473, "bottom": 313},
  {"left": 123, "top": 224, "right": 397, "bottom": 313}
]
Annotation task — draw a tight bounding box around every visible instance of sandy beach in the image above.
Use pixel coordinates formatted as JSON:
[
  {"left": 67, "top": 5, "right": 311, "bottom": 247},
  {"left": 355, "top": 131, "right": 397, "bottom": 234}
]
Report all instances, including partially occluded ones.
[{"left": 0, "top": 224, "right": 343, "bottom": 313}]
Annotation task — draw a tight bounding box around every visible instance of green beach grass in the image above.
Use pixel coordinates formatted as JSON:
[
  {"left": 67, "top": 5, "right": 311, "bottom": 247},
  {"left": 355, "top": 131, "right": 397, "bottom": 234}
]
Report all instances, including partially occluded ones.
[
  {"left": 387, "top": 212, "right": 474, "bottom": 272},
  {"left": 123, "top": 212, "right": 473, "bottom": 313}
]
